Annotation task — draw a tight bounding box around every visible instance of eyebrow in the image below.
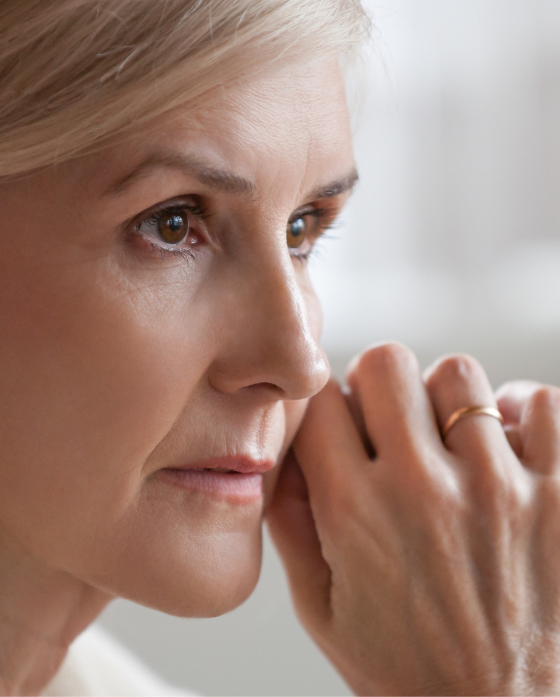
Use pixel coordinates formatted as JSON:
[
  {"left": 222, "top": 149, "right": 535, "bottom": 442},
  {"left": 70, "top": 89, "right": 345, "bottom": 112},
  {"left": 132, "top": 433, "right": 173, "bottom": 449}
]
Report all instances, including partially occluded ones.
[
  {"left": 105, "top": 153, "right": 256, "bottom": 198},
  {"left": 104, "top": 152, "right": 359, "bottom": 202},
  {"left": 305, "top": 170, "right": 359, "bottom": 202}
]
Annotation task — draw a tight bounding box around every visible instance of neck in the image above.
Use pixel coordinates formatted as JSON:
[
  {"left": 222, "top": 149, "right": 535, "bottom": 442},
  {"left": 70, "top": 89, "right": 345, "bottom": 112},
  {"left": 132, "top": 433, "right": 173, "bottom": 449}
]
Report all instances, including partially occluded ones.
[{"left": 0, "top": 529, "right": 112, "bottom": 696}]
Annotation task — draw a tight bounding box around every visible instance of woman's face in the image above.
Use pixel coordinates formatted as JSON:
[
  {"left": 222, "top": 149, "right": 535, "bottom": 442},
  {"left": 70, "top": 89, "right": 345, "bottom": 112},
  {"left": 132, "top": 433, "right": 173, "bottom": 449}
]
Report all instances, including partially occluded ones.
[{"left": 0, "top": 58, "right": 355, "bottom": 615}]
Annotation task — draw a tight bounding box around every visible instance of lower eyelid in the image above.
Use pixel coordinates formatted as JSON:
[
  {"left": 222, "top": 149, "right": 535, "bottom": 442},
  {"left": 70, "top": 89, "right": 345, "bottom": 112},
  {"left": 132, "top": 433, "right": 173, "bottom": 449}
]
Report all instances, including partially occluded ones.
[{"left": 126, "top": 229, "right": 194, "bottom": 262}]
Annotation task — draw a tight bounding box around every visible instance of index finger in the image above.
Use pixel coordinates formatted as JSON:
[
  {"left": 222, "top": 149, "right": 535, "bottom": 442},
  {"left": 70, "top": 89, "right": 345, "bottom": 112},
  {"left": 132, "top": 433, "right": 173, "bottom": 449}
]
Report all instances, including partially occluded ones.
[{"left": 293, "top": 378, "right": 368, "bottom": 525}]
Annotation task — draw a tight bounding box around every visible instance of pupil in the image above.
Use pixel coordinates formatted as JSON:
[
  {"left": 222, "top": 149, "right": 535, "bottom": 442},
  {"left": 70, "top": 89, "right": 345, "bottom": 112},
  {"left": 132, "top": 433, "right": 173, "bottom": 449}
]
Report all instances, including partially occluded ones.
[
  {"left": 291, "top": 218, "right": 305, "bottom": 237},
  {"left": 167, "top": 215, "right": 184, "bottom": 232}
]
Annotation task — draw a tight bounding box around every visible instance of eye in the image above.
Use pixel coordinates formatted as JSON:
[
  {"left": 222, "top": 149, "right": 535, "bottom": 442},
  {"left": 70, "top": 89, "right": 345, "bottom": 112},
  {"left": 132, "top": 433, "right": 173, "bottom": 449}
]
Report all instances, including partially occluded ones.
[
  {"left": 131, "top": 200, "right": 208, "bottom": 255},
  {"left": 287, "top": 216, "right": 307, "bottom": 249},
  {"left": 285, "top": 206, "right": 340, "bottom": 263}
]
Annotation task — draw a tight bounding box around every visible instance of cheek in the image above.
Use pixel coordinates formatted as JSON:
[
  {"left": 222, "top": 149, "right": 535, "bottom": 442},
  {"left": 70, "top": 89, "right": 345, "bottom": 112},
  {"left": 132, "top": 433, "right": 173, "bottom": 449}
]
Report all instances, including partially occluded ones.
[{"left": 0, "top": 255, "right": 208, "bottom": 561}]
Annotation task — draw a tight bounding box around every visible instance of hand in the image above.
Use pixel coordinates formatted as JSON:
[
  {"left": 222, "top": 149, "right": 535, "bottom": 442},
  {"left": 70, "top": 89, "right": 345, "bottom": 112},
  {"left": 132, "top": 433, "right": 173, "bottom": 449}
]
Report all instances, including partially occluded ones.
[{"left": 267, "top": 343, "right": 560, "bottom": 696}]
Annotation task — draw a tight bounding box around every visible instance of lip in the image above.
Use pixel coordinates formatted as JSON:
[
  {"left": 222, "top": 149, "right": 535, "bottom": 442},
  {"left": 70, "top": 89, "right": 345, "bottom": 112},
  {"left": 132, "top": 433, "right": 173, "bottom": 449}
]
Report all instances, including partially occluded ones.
[
  {"left": 169, "top": 455, "right": 275, "bottom": 474},
  {"left": 156, "top": 456, "right": 274, "bottom": 503}
]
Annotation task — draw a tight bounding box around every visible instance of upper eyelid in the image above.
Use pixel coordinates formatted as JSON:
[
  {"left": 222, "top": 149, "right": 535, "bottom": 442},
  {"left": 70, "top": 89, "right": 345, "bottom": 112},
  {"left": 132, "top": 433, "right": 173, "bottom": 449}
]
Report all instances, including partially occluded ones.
[
  {"left": 289, "top": 201, "right": 340, "bottom": 220},
  {"left": 292, "top": 205, "right": 341, "bottom": 228},
  {"left": 128, "top": 192, "right": 343, "bottom": 234},
  {"left": 142, "top": 197, "right": 202, "bottom": 216},
  {"left": 128, "top": 197, "right": 206, "bottom": 229}
]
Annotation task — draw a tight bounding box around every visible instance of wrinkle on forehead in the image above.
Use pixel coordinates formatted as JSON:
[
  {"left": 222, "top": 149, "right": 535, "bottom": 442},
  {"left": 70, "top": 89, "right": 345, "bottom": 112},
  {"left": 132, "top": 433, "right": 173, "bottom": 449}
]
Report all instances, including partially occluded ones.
[
  {"left": 179, "top": 56, "right": 352, "bottom": 176},
  {"left": 75, "top": 56, "right": 354, "bottom": 207}
]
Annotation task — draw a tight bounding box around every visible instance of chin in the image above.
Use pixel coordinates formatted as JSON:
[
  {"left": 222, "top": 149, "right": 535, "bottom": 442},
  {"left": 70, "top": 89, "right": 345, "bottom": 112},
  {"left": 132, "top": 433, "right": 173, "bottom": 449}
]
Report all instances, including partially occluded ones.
[
  {"left": 171, "top": 538, "right": 263, "bottom": 619},
  {"left": 143, "top": 572, "right": 262, "bottom": 619},
  {"left": 91, "top": 508, "right": 265, "bottom": 619}
]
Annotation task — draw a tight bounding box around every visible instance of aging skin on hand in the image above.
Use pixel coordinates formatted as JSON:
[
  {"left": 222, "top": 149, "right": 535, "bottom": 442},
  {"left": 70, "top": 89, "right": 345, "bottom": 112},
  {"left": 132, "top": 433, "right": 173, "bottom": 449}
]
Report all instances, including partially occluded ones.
[
  {"left": 0, "top": 58, "right": 355, "bottom": 694},
  {"left": 269, "top": 343, "right": 560, "bottom": 696}
]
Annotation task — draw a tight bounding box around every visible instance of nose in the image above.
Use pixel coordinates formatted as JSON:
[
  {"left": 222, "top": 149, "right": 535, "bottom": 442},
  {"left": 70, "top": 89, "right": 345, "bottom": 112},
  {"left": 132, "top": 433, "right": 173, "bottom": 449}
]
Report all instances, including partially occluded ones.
[{"left": 208, "top": 253, "right": 330, "bottom": 401}]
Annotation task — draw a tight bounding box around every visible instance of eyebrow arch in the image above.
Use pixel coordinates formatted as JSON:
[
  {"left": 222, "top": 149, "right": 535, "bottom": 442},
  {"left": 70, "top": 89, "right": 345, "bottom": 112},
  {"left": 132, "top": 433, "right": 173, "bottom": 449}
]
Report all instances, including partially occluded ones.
[
  {"left": 104, "top": 151, "right": 359, "bottom": 202},
  {"left": 305, "top": 169, "right": 359, "bottom": 202},
  {"left": 104, "top": 152, "right": 256, "bottom": 198}
]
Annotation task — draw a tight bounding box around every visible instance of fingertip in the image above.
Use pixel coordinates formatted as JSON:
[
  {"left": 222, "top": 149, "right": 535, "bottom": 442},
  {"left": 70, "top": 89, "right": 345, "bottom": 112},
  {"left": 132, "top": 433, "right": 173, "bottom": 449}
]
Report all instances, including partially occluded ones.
[
  {"left": 424, "top": 353, "right": 487, "bottom": 392},
  {"left": 344, "top": 342, "right": 437, "bottom": 459},
  {"left": 346, "top": 341, "right": 420, "bottom": 390},
  {"left": 316, "top": 375, "right": 344, "bottom": 400},
  {"left": 494, "top": 380, "right": 542, "bottom": 399}
]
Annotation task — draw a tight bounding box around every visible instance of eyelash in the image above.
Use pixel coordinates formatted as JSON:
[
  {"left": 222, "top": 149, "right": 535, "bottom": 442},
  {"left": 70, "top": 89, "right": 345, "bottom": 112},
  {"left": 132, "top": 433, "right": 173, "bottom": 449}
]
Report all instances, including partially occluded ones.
[{"left": 128, "top": 200, "right": 339, "bottom": 263}]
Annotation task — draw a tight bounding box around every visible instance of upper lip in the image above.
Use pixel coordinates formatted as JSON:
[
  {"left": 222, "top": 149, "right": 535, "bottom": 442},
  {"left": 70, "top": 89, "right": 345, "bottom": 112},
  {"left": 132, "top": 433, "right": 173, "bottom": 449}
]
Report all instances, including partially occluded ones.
[{"left": 165, "top": 455, "right": 275, "bottom": 474}]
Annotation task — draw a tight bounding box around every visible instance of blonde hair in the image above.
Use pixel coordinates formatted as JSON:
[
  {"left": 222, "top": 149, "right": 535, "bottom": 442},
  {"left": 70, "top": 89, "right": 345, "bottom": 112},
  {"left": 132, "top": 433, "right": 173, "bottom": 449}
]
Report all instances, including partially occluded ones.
[{"left": 0, "top": 0, "right": 370, "bottom": 178}]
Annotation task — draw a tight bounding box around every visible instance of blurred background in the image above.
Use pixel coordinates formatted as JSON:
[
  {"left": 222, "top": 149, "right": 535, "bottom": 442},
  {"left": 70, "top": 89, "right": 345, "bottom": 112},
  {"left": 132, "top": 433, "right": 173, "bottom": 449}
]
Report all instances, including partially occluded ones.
[{"left": 98, "top": 1, "right": 560, "bottom": 694}]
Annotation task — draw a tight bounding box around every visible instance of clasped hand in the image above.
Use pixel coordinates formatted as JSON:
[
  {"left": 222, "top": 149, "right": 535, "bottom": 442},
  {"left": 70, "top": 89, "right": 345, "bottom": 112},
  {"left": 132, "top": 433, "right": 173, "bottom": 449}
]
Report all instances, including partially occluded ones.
[{"left": 268, "top": 342, "right": 560, "bottom": 696}]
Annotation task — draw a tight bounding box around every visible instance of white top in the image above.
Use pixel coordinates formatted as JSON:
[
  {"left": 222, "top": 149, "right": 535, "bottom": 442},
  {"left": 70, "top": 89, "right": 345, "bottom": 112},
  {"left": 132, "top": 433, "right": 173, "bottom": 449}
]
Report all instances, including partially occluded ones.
[{"left": 42, "top": 625, "right": 191, "bottom": 696}]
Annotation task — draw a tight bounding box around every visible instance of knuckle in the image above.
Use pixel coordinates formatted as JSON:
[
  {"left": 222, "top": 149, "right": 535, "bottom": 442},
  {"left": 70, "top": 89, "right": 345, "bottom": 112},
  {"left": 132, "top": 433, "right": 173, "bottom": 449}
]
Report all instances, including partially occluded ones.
[
  {"left": 495, "top": 379, "right": 540, "bottom": 398},
  {"left": 494, "top": 380, "right": 520, "bottom": 399},
  {"left": 529, "top": 385, "right": 560, "bottom": 416},
  {"left": 426, "top": 353, "right": 485, "bottom": 389},
  {"left": 348, "top": 341, "right": 419, "bottom": 383}
]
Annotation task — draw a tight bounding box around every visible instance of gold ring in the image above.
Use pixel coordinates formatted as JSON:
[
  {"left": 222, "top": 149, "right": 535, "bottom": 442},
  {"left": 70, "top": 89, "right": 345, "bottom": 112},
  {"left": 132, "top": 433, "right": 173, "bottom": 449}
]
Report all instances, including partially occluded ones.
[{"left": 442, "top": 405, "right": 504, "bottom": 439}]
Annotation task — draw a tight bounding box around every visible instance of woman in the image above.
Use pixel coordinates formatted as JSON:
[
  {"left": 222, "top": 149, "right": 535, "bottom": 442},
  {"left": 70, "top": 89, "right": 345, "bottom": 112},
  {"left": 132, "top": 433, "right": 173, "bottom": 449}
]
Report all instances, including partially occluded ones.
[{"left": 1, "top": 1, "right": 560, "bottom": 695}]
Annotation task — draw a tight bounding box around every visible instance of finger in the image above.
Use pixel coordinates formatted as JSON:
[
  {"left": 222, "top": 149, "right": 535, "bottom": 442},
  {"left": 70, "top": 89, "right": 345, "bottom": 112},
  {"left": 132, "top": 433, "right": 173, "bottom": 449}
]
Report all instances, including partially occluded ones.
[
  {"left": 342, "top": 385, "right": 375, "bottom": 458},
  {"left": 495, "top": 380, "right": 543, "bottom": 426},
  {"left": 266, "top": 450, "right": 331, "bottom": 626},
  {"left": 345, "top": 342, "right": 441, "bottom": 461},
  {"left": 503, "top": 425, "right": 524, "bottom": 459},
  {"left": 292, "top": 378, "right": 367, "bottom": 529},
  {"left": 424, "top": 354, "right": 512, "bottom": 464},
  {"left": 517, "top": 385, "right": 560, "bottom": 474},
  {"left": 495, "top": 381, "right": 560, "bottom": 471},
  {"left": 495, "top": 381, "right": 544, "bottom": 461}
]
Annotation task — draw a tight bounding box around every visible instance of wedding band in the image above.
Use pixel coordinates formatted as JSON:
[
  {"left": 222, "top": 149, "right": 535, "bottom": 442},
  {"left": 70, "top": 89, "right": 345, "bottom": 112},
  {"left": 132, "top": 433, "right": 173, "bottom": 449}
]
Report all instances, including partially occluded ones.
[{"left": 442, "top": 405, "right": 504, "bottom": 439}]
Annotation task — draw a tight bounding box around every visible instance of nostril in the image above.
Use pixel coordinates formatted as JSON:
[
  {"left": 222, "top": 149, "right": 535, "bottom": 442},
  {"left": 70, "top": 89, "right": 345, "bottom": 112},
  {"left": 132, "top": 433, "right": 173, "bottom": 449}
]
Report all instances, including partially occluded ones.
[{"left": 242, "top": 382, "right": 285, "bottom": 398}]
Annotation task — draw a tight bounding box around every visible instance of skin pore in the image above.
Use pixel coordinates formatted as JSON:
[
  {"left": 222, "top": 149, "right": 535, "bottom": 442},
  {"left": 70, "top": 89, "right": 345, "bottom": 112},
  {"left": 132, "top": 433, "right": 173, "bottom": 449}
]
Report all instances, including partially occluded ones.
[{"left": 0, "top": 57, "right": 356, "bottom": 694}]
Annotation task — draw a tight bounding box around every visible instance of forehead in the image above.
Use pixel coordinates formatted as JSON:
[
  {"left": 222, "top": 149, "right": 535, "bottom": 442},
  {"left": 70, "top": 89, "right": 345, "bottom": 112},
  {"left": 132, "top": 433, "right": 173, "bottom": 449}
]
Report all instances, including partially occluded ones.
[
  {"left": 92, "top": 57, "right": 354, "bottom": 200},
  {"left": 187, "top": 57, "right": 352, "bottom": 161}
]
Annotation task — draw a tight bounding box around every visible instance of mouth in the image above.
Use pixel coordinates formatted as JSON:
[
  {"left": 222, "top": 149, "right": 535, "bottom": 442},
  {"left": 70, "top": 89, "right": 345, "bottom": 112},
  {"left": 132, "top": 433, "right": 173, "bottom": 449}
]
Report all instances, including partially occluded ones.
[
  {"left": 156, "top": 456, "right": 274, "bottom": 502},
  {"left": 171, "top": 456, "right": 275, "bottom": 474}
]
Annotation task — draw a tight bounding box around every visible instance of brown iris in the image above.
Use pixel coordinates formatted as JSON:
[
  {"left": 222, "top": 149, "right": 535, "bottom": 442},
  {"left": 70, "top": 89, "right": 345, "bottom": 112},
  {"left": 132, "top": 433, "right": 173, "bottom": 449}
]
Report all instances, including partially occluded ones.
[
  {"left": 287, "top": 217, "right": 306, "bottom": 248},
  {"left": 158, "top": 213, "right": 188, "bottom": 244}
]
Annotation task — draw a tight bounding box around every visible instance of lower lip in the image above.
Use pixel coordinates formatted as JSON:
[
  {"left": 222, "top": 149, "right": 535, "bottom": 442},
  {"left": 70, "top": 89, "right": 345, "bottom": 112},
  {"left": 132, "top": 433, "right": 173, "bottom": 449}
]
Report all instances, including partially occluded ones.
[{"left": 156, "top": 468, "right": 263, "bottom": 502}]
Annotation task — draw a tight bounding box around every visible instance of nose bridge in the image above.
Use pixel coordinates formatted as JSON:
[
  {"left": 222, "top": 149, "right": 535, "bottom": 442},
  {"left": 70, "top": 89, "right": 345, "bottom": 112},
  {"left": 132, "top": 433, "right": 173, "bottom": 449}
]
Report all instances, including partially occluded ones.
[{"left": 211, "top": 251, "right": 329, "bottom": 400}]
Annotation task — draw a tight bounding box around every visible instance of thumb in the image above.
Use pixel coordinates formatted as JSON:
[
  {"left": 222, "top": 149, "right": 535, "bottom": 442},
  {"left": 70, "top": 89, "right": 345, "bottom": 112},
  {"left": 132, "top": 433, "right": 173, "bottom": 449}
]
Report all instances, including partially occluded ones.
[{"left": 266, "top": 449, "right": 331, "bottom": 627}]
